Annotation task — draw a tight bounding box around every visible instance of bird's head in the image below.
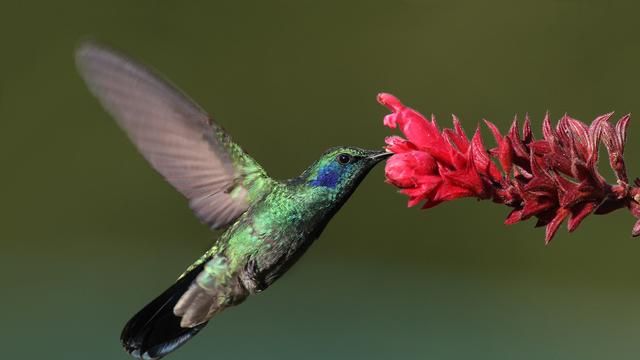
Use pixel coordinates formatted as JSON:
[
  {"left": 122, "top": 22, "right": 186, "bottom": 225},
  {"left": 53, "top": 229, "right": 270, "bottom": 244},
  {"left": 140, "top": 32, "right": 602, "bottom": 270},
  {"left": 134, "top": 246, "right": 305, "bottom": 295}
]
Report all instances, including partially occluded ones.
[{"left": 300, "top": 147, "right": 391, "bottom": 197}]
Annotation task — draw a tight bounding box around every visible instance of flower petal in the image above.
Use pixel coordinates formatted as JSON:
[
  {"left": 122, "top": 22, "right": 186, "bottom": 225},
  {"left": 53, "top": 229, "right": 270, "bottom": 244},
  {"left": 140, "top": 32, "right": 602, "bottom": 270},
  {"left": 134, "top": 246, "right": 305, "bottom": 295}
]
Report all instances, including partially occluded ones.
[
  {"left": 567, "top": 202, "right": 596, "bottom": 232},
  {"left": 385, "top": 151, "right": 438, "bottom": 188},
  {"left": 545, "top": 208, "right": 570, "bottom": 244}
]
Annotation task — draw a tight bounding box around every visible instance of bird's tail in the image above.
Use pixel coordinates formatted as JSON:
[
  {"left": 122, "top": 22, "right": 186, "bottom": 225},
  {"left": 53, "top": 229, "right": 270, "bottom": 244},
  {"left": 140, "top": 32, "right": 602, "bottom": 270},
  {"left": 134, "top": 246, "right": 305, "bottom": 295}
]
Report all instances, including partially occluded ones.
[{"left": 120, "top": 263, "right": 207, "bottom": 360}]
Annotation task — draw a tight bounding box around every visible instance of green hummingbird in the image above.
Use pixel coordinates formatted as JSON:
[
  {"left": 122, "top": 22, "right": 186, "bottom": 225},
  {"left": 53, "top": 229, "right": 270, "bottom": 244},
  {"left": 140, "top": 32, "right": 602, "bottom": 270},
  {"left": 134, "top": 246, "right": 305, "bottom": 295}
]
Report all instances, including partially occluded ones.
[{"left": 76, "top": 42, "right": 390, "bottom": 360}]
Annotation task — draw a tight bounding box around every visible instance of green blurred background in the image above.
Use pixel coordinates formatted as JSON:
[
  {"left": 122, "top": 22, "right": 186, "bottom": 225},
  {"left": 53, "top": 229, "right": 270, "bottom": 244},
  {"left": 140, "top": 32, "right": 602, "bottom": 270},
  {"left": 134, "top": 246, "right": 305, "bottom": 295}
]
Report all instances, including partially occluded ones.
[{"left": 3, "top": 0, "right": 640, "bottom": 359}]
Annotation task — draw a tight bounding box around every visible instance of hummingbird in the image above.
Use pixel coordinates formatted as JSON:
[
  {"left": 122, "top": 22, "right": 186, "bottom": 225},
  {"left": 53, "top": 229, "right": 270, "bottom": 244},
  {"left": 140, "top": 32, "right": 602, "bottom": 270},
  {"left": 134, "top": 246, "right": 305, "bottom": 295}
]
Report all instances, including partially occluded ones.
[{"left": 75, "top": 42, "right": 391, "bottom": 359}]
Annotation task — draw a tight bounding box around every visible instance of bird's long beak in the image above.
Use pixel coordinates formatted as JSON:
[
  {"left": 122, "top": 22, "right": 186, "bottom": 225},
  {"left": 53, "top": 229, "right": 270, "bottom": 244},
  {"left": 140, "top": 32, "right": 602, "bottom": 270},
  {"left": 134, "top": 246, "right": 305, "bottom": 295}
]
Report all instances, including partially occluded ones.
[{"left": 367, "top": 150, "right": 393, "bottom": 163}]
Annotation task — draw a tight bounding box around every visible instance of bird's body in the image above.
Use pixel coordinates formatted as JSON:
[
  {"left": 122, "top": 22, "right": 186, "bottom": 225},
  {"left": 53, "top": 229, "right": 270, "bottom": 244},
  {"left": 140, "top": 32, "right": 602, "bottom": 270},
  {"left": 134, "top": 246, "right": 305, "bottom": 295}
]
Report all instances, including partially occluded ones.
[{"left": 75, "top": 42, "right": 389, "bottom": 360}]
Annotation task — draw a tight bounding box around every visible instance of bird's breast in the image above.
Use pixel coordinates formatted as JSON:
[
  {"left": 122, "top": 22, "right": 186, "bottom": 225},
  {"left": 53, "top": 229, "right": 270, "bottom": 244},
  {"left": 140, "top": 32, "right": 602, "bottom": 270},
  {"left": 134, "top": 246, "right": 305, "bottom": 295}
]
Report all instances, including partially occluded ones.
[{"left": 232, "top": 186, "right": 337, "bottom": 291}]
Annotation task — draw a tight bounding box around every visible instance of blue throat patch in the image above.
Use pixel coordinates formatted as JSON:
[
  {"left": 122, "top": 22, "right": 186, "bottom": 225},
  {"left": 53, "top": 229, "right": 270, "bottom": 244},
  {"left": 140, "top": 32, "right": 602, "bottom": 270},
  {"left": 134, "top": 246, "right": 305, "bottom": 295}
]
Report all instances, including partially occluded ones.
[{"left": 310, "top": 163, "right": 341, "bottom": 188}]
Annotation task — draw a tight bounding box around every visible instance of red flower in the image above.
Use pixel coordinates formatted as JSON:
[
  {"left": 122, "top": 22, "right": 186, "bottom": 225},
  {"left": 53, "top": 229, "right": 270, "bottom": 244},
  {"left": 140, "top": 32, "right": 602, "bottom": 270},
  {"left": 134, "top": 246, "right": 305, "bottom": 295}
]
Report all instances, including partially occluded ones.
[{"left": 379, "top": 92, "right": 640, "bottom": 244}]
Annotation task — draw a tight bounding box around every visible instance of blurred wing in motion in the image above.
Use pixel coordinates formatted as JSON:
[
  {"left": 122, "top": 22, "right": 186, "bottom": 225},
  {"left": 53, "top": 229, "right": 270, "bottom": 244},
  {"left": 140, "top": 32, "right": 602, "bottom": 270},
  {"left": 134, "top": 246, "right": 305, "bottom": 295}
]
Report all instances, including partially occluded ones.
[{"left": 75, "top": 41, "right": 270, "bottom": 229}]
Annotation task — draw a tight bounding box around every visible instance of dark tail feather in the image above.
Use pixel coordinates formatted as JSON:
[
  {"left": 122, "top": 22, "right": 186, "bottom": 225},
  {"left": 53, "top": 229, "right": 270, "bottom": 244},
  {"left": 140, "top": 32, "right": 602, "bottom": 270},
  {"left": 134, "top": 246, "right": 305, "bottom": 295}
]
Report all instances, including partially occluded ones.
[{"left": 121, "top": 263, "right": 208, "bottom": 359}]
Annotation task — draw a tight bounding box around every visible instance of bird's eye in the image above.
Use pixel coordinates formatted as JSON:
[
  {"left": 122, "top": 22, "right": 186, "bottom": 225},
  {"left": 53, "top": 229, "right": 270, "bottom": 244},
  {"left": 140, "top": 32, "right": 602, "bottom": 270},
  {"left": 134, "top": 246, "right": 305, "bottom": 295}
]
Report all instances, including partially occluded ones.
[{"left": 337, "top": 153, "right": 352, "bottom": 165}]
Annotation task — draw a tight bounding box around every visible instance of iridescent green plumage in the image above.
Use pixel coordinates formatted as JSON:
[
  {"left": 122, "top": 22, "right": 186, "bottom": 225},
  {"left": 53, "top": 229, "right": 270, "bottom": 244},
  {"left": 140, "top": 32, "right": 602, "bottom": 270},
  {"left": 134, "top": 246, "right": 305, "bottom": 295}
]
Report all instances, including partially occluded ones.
[
  {"left": 176, "top": 147, "right": 387, "bottom": 327},
  {"left": 76, "top": 42, "right": 390, "bottom": 360}
]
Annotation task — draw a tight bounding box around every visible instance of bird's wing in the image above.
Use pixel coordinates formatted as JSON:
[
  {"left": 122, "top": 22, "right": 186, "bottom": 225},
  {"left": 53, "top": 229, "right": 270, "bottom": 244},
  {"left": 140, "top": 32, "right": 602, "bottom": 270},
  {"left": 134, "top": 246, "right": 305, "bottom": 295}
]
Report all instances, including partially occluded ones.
[{"left": 76, "top": 42, "right": 272, "bottom": 229}]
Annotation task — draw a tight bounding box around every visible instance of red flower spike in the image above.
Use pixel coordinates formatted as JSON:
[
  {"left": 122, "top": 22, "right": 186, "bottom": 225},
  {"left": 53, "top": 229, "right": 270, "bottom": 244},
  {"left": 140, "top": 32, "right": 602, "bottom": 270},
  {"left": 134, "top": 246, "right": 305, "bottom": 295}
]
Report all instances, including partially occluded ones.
[{"left": 379, "top": 93, "right": 640, "bottom": 243}]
